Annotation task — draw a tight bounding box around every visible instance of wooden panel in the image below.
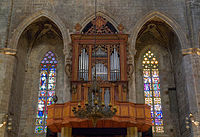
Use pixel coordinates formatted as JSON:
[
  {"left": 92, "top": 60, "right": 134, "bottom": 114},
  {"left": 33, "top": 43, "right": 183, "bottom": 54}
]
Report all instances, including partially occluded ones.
[
  {"left": 54, "top": 108, "right": 62, "bottom": 119},
  {"left": 72, "top": 42, "right": 79, "bottom": 81},
  {"left": 120, "top": 105, "right": 129, "bottom": 116},
  {"left": 118, "top": 84, "right": 122, "bottom": 101},
  {"left": 47, "top": 102, "right": 151, "bottom": 133},
  {"left": 136, "top": 108, "right": 144, "bottom": 118},
  {"left": 129, "top": 105, "right": 135, "bottom": 117},
  {"left": 77, "top": 84, "right": 82, "bottom": 101}
]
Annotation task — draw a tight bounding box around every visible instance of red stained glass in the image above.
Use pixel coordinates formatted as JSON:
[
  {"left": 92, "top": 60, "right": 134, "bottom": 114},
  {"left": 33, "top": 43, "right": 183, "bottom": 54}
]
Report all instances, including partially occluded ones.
[
  {"left": 35, "top": 51, "right": 57, "bottom": 134},
  {"left": 143, "top": 51, "right": 164, "bottom": 133}
]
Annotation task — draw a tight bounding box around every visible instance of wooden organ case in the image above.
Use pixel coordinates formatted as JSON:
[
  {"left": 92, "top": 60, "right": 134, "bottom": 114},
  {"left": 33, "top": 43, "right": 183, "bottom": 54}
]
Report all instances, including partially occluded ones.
[
  {"left": 71, "top": 34, "right": 128, "bottom": 104},
  {"left": 47, "top": 17, "right": 151, "bottom": 137}
]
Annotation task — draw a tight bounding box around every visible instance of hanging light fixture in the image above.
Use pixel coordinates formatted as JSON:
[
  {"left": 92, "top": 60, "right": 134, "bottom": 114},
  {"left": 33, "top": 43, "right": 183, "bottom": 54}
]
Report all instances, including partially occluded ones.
[{"left": 72, "top": 0, "right": 117, "bottom": 127}]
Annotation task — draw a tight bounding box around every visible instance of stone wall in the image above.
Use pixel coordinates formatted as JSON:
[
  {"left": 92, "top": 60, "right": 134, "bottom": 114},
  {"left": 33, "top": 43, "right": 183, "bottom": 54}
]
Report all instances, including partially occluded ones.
[{"left": 0, "top": 0, "right": 200, "bottom": 137}]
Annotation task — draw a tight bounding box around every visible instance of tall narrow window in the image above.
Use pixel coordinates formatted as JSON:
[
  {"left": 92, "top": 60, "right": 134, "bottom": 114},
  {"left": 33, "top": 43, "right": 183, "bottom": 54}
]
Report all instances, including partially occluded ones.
[
  {"left": 35, "top": 51, "right": 58, "bottom": 134},
  {"left": 79, "top": 48, "right": 89, "bottom": 81},
  {"left": 110, "top": 46, "right": 120, "bottom": 81},
  {"left": 142, "top": 51, "right": 164, "bottom": 133}
]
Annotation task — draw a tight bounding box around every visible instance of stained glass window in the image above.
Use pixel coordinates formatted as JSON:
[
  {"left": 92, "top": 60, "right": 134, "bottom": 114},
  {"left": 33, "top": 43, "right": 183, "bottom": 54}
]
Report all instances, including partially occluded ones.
[
  {"left": 142, "top": 51, "right": 164, "bottom": 133},
  {"left": 35, "top": 51, "right": 57, "bottom": 134}
]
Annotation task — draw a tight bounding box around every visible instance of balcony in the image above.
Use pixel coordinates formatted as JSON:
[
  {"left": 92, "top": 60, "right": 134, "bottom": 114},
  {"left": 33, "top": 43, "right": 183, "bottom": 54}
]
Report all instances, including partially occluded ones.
[{"left": 47, "top": 101, "right": 151, "bottom": 133}]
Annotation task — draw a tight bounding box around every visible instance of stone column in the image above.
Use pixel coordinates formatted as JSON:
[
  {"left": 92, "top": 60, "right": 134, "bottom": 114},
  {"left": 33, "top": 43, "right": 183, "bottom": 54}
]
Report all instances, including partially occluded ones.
[
  {"left": 127, "top": 49, "right": 137, "bottom": 103},
  {"left": 182, "top": 48, "right": 200, "bottom": 137},
  {"left": 0, "top": 48, "right": 16, "bottom": 137},
  {"left": 63, "top": 47, "right": 71, "bottom": 103},
  {"left": 61, "top": 127, "right": 72, "bottom": 137},
  {"left": 127, "top": 127, "right": 138, "bottom": 137}
]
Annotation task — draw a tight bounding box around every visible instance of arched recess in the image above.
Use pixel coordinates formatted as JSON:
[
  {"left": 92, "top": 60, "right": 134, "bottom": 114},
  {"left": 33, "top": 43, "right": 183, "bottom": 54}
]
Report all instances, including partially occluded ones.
[
  {"left": 133, "top": 12, "right": 190, "bottom": 137},
  {"left": 129, "top": 11, "right": 188, "bottom": 50},
  {"left": 8, "top": 12, "right": 67, "bottom": 137},
  {"left": 10, "top": 10, "right": 70, "bottom": 50},
  {"left": 79, "top": 11, "right": 119, "bottom": 33}
]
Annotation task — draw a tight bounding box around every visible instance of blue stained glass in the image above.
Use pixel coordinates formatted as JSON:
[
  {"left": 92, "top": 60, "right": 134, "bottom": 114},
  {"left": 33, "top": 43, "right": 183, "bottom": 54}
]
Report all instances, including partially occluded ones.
[
  {"left": 144, "top": 77, "right": 151, "bottom": 83},
  {"left": 154, "top": 111, "right": 163, "bottom": 119},
  {"left": 144, "top": 83, "right": 151, "bottom": 91},
  {"left": 35, "top": 126, "right": 43, "bottom": 133},
  {"left": 154, "top": 91, "right": 160, "bottom": 97},
  {"left": 35, "top": 51, "right": 57, "bottom": 134},
  {"left": 48, "top": 83, "right": 55, "bottom": 90},
  {"left": 152, "top": 70, "right": 159, "bottom": 77},
  {"left": 36, "top": 119, "right": 43, "bottom": 125},
  {"left": 48, "top": 91, "right": 55, "bottom": 96},
  {"left": 153, "top": 77, "right": 159, "bottom": 83},
  {"left": 38, "top": 111, "right": 44, "bottom": 117},
  {"left": 143, "top": 51, "right": 164, "bottom": 133},
  {"left": 40, "top": 91, "right": 46, "bottom": 96},
  {"left": 153, "top": 84, "right": 160, "bottom": 90},
  {"left": 47, "top": 97, "right": 53, "bottom": 106},
  {"left": 49, "top": 77, "right": 56, "bottom": 83},
  {"left": 143, "top": 70, "right": 150, "bottom": 77},
  {"left": 144, "top": 91, "right": 152, "bottom": 97},
  {"left": 151, "top": 112, "right": 154, "bottom": 118},
  {"left": 155, "top": 119, "right": 163, "bottom": 126},
  {"left": 152, "top": 119, "right": 155, "bottom": 125},
  {"left": 154, "top": 104, "right": 162, "bottom": 111}
]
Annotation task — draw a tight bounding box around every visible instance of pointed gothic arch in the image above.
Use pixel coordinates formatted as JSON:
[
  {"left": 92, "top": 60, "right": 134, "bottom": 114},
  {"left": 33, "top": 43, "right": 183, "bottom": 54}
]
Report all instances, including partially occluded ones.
[
  {"left": 10, "top": 10, "right": 70, "bottom": 50},
  {"left": 79, "top": 11, "right": 119, "bottom": 33},
  {"left": 130, "top": 11, "right": 188, "bottom": 50}
]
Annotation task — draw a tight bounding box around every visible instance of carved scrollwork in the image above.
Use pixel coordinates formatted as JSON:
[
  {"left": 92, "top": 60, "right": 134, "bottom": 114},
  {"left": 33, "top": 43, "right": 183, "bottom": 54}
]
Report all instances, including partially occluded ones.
[
  {"left": 65, "top": 63, "right": 71, "bottom": 78},
  {"left": 71, "top": 84, "right": 77, "bottom": 94},
  {"left": 182, "top": 48, "right": 200, "bottom": 56},
  {"left": 127, "top": 64, "right": 134, "bottom": 80},
  {"left": 122, "top": 84, "right": 128, "bottom": 93}
]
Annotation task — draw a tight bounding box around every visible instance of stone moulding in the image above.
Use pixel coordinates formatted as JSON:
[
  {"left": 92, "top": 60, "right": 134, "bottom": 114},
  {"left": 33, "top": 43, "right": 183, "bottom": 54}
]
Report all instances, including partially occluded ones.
[
  {"left": 182, "top": 48, "right": 200, "bottom": 56},
  {"left": 0, "top": 48, "right": 17, "bottom": 56}
]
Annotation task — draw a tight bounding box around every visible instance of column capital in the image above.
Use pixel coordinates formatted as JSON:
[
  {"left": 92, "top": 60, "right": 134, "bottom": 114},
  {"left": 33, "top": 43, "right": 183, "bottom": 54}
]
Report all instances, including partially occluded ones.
[
  {"left": 182, "top": 48, "right": 200, "bottom": 56},
  {"left": 0, "top": 48, "right": 17, "bottom": 56}
]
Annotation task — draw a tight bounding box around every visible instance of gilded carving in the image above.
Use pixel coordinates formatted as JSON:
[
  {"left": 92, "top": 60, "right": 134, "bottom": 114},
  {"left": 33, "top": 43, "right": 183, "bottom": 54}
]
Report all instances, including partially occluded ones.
[
  {"left": 71, "top": 84, "right": 77, "bottom": 94},
  {"left": 182, "top": 48, "right": 200, "bottom": 56},
  {"left": 0, "top": 48, "right": 17, "bottom": 56},
  {"left": 75, "top": 23, "right": 82, "bottom": 33}
]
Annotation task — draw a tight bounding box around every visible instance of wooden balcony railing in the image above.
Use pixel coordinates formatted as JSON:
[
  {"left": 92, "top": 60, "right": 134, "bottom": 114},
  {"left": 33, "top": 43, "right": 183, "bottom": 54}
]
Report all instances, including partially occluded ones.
[{"left": 47, "top": 101, "right": 151, "bottom": 133}]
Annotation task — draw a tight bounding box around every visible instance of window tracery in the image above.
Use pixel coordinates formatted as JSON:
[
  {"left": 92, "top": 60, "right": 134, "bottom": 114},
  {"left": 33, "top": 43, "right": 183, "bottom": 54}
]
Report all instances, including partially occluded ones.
[
  {"left": 142, "top": 50, "right": 164, "bottom": 133},
  {"left": 35, "top": 51, "right": 57, "bottom": 134}
]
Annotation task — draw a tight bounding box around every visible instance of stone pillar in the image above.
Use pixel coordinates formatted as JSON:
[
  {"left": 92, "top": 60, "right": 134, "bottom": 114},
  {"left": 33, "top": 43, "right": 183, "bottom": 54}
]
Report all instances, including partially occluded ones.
[
  {"left": 127, "top": 127, "right": 138, "bottom": 137},
  {"left": 127, "top": 49, "right": 137, "bottom": 103},
  {"left": 61, "top": 127, "right": 72, "bottom": 137},
  {"left": 0, "top": 48, "right": 16, "bottom": 137},
  {"left": 182, "top": 48, "right": 200, "bottom": 137}
]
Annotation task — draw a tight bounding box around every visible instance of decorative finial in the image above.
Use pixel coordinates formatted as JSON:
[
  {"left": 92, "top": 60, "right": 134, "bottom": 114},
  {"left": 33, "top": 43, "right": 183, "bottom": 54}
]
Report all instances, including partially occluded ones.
[
  {"left": 118, "top": 24, "right": 124, "bottom": 33},
  {"left": 75, "top": 23, "right": 82, "bottom": 33}
]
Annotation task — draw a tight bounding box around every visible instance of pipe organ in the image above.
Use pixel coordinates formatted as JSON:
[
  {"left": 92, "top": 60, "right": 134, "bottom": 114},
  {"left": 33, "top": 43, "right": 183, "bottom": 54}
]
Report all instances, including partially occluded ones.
[
  {"left": 71, "top": 35, "right": 129, "bottom": 103},
  {"left": 47, "top": 17, "right": 151, "bottom": 137}
]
